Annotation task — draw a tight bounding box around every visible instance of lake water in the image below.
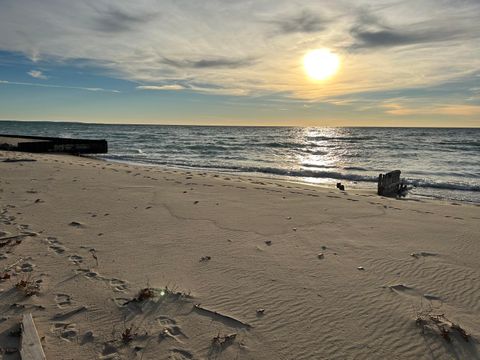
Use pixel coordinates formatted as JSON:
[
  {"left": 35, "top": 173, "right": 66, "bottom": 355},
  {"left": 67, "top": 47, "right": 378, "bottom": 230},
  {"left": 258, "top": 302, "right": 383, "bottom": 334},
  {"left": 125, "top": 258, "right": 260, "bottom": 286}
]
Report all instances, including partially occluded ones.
[{"left": 1, "top": 121, "right": 479, "bottom": 203}]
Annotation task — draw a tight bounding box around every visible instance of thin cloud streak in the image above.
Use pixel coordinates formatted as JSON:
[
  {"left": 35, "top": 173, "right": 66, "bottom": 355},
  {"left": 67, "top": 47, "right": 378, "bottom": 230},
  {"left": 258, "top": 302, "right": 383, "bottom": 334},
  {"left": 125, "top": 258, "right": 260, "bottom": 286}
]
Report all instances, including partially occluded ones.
[
  {"left": 28, "top": 70, "right": 47, "bottom": 79},
  {"left": 136, "top": 83, "right": 248, "bottom": 96},
  {"left": 136, "top": 84, "right": 185, "bottom": 91},
  {"left": 0, "top": 79, "right": 120, "bottom": 93},
  {"left": 383, "top": 103, "right": 480, "bottom": 116},
  {"left": 160, "top": 56, "right": 256, "bottom": 69}
]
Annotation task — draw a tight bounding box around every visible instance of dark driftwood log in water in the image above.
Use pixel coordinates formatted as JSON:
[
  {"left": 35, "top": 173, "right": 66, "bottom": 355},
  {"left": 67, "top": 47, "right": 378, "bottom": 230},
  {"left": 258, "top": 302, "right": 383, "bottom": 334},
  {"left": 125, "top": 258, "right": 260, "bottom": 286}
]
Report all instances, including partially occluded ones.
[{"left": 378, "top": 170, "right": 406, "bottom": 197}]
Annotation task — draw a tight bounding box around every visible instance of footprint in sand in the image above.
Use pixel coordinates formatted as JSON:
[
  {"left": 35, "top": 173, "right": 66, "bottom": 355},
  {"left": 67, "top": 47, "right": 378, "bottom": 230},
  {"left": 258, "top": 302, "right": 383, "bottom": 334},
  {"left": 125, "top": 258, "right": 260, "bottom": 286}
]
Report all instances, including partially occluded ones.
[
  {"left": 69, "top": 254, "right": 84, "bottom": 264},
  {"left": 109, "top": 278, "right": 128, "bottom": 292},
  {"left": 84, "top": 270, "right": 99, "bottom": 278},
  {"left": 20, "top": 262, "right": 34, "bottom": 272},
  {"left": 113, "top": 297, "right": 130, "bottom": 307},
  {"left": 55, "top": 293, "right": 72, "bottom": 308},
  {"left": 46, "top": 237, "right": 67, "bottom": 254},
  {"left": 75, "top": 268, "right": 100, "bottom": 279},
  {"left": 169, "top": 348, "right": 194, "bottom": 359},
  {"left": 101, "top": 343, "right": 119, "bottom": 357},
  {"left": 157, "top": 317, "right": 188, "bottom": 340},
  {"left": 157, "top": 315, "right": 177, "bottom": 326},
  {"left": 81, "top": 330, "right": 94, "bottom": 345},
  {"left": 50, "top": 244, "right": 66, "bottom": 254},
  {"left": 52, "top": 322, "right": 78, "bottom": 341}
]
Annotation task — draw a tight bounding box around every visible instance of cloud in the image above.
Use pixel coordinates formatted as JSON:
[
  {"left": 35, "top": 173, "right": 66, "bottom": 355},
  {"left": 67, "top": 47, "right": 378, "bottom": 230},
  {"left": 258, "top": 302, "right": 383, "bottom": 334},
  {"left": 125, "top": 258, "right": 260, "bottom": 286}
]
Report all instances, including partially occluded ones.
[
  {"left": 0, "top": 79, "right": 119, "bottom": 93},
  {"left": 383, "top": 103, "right": 480, "bottom": 116},
  {"left": 28, "top": 70, "right": 47, "bottom": 79},
  {"left": 0, "top": 0, "right": 479, "bottom": 102},
  {"left": 136, "top": 84, "right": 185, "bottom": 91},
  {"left": 270, "top": 10, "right": 328, "bottom": 34},
  {"left": 92, "top": 6, "right": 158, "bottom": 33},
  {"left": 349, "top": 5, "right": 480, "bottom": 49},
  {"left": 350, "top": 25, "right": 461, "bottom": 48},
  {"left": 136, "top": 83, "right": 248, "bottom": 96},
  {"left": 161, "top": 56, "right": 256, "bottom": 69}
]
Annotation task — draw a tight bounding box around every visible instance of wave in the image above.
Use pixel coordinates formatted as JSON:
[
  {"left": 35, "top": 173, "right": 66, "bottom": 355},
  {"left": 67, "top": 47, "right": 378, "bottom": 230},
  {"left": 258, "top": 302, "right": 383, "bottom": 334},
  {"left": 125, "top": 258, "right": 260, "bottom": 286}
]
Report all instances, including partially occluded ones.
[
  {"left": 343, "top": 166, "right": 369, "bottom": 171},
  {"left": 405, "top": 178, "right": 480, "bottom": 192},
  {"left": 252, "top": 141, "right": 300, "bottom": 149},
  {"left": 302, "top": 163, "right": 337, "bottom": 169},
  {"left": 103, "top": 154, "right": 480, "bottom": 193},
  {"left": 304, "top": 135, "right": 377, "bottom": 142},
  {"left": 435, "top": 140, "right": 480, "bottom": 147},
  {"left": 303, "top": 149, "right": 329, "bottom": 155}
]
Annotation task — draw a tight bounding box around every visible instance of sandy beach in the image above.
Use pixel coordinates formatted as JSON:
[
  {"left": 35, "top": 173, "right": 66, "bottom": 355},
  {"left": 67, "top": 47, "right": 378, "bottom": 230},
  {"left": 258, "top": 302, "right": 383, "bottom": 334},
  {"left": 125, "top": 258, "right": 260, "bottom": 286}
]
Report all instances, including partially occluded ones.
[{"left": 1, "top": 150, "right": 479, "bottom": 359}]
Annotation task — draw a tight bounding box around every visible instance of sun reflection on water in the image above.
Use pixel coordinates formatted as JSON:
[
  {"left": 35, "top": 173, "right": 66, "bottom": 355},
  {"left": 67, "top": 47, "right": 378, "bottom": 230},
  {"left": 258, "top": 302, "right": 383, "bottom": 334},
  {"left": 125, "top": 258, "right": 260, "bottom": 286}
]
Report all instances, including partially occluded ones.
[{"left": 292, "top": 127, "right": 348, "bottom": 184}]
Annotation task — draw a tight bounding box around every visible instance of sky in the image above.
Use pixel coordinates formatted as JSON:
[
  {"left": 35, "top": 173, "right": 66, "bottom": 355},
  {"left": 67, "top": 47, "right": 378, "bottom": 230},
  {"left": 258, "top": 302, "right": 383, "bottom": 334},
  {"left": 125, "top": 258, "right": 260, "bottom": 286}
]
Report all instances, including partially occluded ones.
[{"left": 0, "top": 0, "right": 479, "bottom": 127}]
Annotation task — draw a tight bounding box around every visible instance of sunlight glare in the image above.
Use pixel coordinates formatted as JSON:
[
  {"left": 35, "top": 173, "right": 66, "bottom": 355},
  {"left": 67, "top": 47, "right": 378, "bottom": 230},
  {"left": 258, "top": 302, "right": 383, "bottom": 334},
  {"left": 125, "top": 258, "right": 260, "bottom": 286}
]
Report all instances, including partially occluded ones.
[{"left": 303, "top": 49, "right": 340, "bottom": 81}]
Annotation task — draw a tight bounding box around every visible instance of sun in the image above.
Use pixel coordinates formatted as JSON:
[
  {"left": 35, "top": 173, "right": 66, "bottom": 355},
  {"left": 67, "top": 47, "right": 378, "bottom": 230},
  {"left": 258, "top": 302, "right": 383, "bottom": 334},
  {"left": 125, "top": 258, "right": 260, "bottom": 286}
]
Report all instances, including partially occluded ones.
[{"left": 303, "top": 49, "right": 340, "bottom": 81}]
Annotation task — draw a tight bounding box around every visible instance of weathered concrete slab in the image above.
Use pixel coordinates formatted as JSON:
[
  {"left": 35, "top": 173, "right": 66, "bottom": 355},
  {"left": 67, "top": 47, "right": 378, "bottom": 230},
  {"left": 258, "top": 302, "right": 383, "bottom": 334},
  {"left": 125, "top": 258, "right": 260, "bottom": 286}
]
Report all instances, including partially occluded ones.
[{"left": 0, "top": 134, "right": 107, "bottom": 154}]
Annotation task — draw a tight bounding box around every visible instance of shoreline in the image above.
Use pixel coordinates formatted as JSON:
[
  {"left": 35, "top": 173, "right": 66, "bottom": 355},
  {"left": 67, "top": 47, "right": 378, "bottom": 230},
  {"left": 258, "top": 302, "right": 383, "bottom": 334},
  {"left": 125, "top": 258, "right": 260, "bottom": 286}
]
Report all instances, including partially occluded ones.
[
  {"left": 92, "top": 155, "right": 480, "bottom": 207},
  {"left": 1, "top": 150, "right": 479, "bottom": 359}
]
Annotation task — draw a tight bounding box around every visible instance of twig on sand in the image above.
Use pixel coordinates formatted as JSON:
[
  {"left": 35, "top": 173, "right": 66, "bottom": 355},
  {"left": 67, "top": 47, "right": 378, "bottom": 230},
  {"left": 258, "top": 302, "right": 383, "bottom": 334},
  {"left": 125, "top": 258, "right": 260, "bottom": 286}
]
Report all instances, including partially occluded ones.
[
  {"left": 1, "top": 258, "right": 23, "bottom": 281},
  {"left": 194, "top": 304, "right": 252, "bottom": 329},
  {"left": 0, "top": 235, "right": 26, "bottom": 248},
  {"left": 4, "top": 258, "right": 23, "bottom": 271},
  {"left": 89, "top": 249, "right": 98, "bottom": 267}
]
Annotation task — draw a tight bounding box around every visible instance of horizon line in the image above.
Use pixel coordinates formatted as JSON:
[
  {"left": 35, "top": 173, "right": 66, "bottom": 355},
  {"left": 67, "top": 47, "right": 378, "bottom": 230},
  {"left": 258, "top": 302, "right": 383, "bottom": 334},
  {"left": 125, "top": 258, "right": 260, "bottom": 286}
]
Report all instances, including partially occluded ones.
[{"left": 1, "top": 119, "right": 479, "bottom": 129}]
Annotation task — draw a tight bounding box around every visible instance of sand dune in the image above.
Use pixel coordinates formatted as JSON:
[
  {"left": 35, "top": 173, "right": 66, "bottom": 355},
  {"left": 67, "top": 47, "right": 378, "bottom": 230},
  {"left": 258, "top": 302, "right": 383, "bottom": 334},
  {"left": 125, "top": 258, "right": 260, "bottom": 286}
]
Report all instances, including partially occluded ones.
[{"left": 1, "top": 151, "right": 479, "bottom": 359}]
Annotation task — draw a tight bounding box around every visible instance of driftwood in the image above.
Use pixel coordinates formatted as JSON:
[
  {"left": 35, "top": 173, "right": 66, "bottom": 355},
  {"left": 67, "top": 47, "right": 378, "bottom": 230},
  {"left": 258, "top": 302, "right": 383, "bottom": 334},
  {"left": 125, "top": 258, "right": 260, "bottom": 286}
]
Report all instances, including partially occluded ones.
[
  {"left": 194, "top": 304, "right": 252, "bottom": 329},
  {"left": 21, "top": 313, "right": 46, "bottom": 360},
  {"left": 378, "top": 170, "right": 407, "bottom": 197},
  {"left": 0, "top": 235, "right": 27, "bottom": 248}
]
